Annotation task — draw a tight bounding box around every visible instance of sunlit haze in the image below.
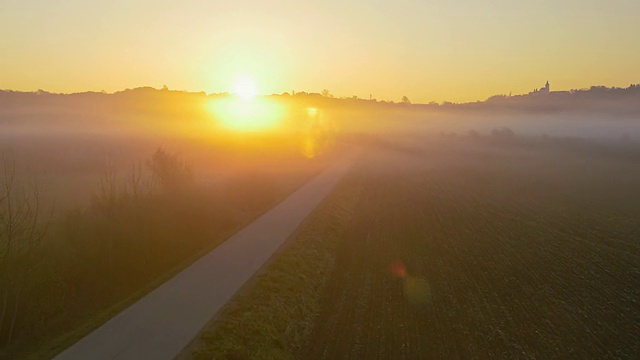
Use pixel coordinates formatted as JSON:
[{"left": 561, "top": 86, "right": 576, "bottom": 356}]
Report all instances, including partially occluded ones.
[
  {"left": 232, "top": 76, "right": 258, "bottom": 100},
  {"left": 1, "top": 1, "right": 640, "bottom": 358},
  {"left": 2, "top": 0, "right": 639, "bottom": 102}
]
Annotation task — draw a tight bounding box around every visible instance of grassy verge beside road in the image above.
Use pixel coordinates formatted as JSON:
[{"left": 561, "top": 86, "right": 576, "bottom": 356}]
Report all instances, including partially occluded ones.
[{"left": 186, "top": 166, "right": 362, "bottom": 360}]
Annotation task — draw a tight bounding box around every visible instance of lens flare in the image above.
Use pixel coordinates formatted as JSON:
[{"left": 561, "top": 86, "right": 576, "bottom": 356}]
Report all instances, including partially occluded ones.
[
  {"left": 302, "top": 137, "right": 317, "bottom": 159},
  {"left": 298, "top": 107, "right": 336, "bottom": 159},
  {"left": 390, "top": 261, "right": 431, "bottom": 304},
  {"left": 403, "top": 276, "right": 431, "bottom": 304},
  {"left": 390, "top": 261, "right": 407, "bottom": 277}
]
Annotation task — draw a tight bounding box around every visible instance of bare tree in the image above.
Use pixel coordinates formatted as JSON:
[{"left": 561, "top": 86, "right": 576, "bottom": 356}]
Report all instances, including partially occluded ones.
[
  {"left": 94, "top": 157, "right": 152, "bottom": 214},
  {"left": 149, "top": 148, "right": 193, "bottom": 194},
  {"left": 128, "top": 162, "right": 143, "bottom": 199},
  {"left": 0, "top": 156, "right": 51, "bottom": 346},
  {"left": 90, "top": 156, "right": 120, "bottom": 221}
]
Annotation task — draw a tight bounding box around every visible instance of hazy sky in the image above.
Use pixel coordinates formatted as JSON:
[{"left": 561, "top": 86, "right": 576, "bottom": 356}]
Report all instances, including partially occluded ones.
[{"left": 1, "top": 0, "right": 639, "bottom": 103}]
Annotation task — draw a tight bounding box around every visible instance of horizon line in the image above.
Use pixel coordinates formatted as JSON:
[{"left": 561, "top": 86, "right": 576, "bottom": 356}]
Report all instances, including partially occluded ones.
[{"left": 2, "top": 81, "right": 640, "bottom": 106}]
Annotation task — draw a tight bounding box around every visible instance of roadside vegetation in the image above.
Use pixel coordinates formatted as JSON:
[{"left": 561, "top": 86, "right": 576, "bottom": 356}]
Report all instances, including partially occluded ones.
[
  {"left": 0, "top": 157, "right": 52, "bottom": 352},
  {"left": 0, "top": 147, "right": 322, "bottom": 360}
]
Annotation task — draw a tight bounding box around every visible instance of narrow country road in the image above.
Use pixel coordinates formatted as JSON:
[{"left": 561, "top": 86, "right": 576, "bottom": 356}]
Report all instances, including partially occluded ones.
[{"left": 53, "top": 157, "right": 353, "bottom": 360}]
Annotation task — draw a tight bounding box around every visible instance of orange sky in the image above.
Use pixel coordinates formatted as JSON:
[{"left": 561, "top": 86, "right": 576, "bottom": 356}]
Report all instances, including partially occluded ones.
[{"left": 1, "top": 0, "right": 639, "bottom": 103}]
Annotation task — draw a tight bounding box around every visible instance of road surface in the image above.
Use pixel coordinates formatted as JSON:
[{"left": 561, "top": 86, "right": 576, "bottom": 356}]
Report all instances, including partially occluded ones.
[{"left": 53, "top": 157, "right": 353, "bottom": 360}]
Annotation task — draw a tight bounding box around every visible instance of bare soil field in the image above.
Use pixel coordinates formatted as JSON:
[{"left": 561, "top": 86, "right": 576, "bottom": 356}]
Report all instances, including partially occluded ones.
[{"left": 303, "top": 138, "right": 640, "bottom": 359}]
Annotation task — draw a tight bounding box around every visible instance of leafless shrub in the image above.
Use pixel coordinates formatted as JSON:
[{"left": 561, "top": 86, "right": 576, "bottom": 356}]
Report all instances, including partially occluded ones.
[{"left": 0, "top": 155, "right": 52, "bottom": 347}]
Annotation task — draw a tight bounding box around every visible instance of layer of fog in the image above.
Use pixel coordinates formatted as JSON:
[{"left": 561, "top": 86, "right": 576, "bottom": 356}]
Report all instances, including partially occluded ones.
[{"left": 2, "top": 91, "right": 639, "bottom": 212}]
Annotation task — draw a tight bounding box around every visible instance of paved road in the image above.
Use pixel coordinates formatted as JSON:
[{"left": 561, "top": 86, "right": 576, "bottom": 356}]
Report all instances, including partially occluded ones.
[{"left": 54, "top": 157, "right": 353, "bottom": 360}]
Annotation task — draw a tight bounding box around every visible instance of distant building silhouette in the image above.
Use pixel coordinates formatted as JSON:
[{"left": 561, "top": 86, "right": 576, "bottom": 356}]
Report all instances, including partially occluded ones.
[{"left": 530, "top": 81, "right": 550, "bottom": 95}]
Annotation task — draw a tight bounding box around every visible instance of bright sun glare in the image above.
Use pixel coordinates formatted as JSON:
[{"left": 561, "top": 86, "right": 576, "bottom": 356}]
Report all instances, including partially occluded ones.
[
  {"left": 233, "top": 77, "right": 257, "bottom": 100},
  {"left": 207, "top": 76, "right": 284, "bottom": 132}
]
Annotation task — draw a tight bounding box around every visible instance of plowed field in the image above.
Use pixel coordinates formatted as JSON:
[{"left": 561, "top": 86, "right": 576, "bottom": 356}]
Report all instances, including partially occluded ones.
[{"left": 304, "top": 141, "right": 640, "bottom": 359}]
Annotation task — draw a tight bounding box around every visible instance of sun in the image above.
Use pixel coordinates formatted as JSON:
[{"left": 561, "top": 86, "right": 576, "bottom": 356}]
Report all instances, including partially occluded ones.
[
  {"left": 233, "top": 76, "right": 258, "bottom": 100},
  {"left": 207, "top": 75, "right": 286, "bottom": 131}
]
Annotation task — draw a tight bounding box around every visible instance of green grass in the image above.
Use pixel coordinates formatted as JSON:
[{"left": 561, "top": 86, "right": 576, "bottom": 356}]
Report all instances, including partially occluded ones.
[{"left": 186, "top": 168, "right": 362, "bottom": 360}]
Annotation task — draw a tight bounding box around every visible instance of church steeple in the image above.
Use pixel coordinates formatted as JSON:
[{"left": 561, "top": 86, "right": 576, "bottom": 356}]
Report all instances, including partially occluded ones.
[{"left": 528, "top": 80, "right": 551, "bottom": 95}]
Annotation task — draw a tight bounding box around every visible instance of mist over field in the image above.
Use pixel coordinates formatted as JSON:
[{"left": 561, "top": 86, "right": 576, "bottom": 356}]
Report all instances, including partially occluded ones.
[
  {"left": 3, "top": 0, "right": 640, "bottom": 357},
  {"left": 2, "top": 86, "right": 639, "bottom": 209},
  {"left": 1, "top": 85, "right": 638, "bottom": 225},
  {"left": 1, "top": 85, "right": 639, "bottom": 359}
]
